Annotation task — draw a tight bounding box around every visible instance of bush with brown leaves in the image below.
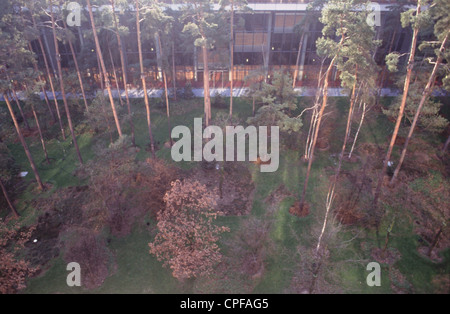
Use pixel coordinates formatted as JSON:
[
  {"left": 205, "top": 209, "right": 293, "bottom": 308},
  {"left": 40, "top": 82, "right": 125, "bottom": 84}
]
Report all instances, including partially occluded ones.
[
  {"left": 149, "top": 180, "right": 230, "bottom": 280},
  {"left": 62, "top": 228, "right": 113, "bottom": 290},
  {"left": 0, "top": 220, "right": 38, "bottom": 294}
]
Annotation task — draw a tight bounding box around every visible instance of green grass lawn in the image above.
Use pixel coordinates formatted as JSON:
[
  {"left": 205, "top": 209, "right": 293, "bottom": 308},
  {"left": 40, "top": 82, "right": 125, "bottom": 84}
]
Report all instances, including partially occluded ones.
[{"left": 3, "top": 95, "right": 447, "bottom": 294}]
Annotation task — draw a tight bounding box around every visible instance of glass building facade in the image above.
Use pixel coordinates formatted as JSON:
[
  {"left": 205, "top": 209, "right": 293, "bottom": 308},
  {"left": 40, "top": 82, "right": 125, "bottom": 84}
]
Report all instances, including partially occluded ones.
[{"left": 31, "top": 0, "right": 414, "bottom": 90}]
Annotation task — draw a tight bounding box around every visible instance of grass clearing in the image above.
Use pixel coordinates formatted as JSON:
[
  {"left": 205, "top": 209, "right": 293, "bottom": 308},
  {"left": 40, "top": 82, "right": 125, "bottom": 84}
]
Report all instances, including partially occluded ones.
[{"left": 2, "top": 95, "right": 446, "bottom": 294}]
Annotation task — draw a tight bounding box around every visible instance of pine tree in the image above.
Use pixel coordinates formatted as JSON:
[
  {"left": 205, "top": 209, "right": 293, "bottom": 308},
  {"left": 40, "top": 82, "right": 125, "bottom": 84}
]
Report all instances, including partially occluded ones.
[
  {"left": 299, "top": 0, "right": 358, "bottom": 210},
  {"left": 180, "top": 0, "right": 227, "bottom": 127},
  {"left": 27, "top": 2, "right": 66, "bottom": 140},
  {"left": 60, "top": 2, "right": 90, "bottom": 113},
  {"left": 372, "top": 0, "right": 423, "bottom": 225},
  {"left": 49, "top": 0, "right": 83, "bottom": 165},
  {"left": 141, "top": 0, "right": 175, "bottom": 146},
  {"left": 135, "top": 0, "right": 156, "bottom": 156},
  {"left": 1, "top": 3, "right": 45, "bottom": 191},
  {"left": 86, "top": 0, "right": 123, "bottom": 138},
  {"left": 0, "top": 143, "right": 19, "bottom": 217},
  {"left": 389, "top": 0, "right": 450, "bottom": 183},
  {"left": 247, "top": 71, "right": 302, "bottom": 134}
]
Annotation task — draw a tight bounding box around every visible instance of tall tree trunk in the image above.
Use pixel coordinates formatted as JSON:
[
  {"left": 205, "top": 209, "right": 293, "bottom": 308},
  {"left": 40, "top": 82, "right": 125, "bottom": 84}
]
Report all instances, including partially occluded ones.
[
  {"left": 110, "top": 0, "right": 135, "bottom": 146},
  {"left": 135, "top": 0, "right": 155, "bottom": 157},
  {"left": 172, "top": 41, "right": 177, "bottom": 101},
  {"left": 4, "top": 95, "right": 44, "bottom": 191},
  {"left": 443, "top": 133, "right": 450, "bottom": 153},
  {"left": 229, "top": 0, "right": 234, "bottom": 119},
  {"left": 377, "top": 28, "right": 397, "bottom": 97},
  {"left": 390, "top": 33, "right": 448, "bottom": 184},
  {"left": 293, "top": 32, "right": 305, "bottom": 88},
  {"left": 61, "top": 15, "right": 90, "bottom": 113},
  {"left": 96, "top": 53, "right": 104, "bottom": 91},
  {"left": 108, "top": 45, "right": 124, "bottom": 107},
  {"left": 31, "top": 103, "right": 50, "bottom": 165},
  {"left": 0, "top": 177, "right": 19, "bottom": 217},
  {"left": 87, "top": 0, "right": 123, "bottom": 138},
  {"left": 9, "top": 88, "right": 31, "bottom": 131},
  {"left": 202, "top": 45, "right": 212, "bottom": 127},
  {"left": 163, "top": 71, "right": 173, "bottom": 147},
  {"left": 300, "top": 55, "right": 338, "bottom": 209},
  {"left": 304, "top": 58, "right": 325, "bottom": 160},
  {"left": 32, "top": 15, "right": 65, "bottom": 140},
  {"left": 156, "top": 34, "right": 173, "bottom": 147},
  {"left": 316, "top": 69, "right": 358, "bottom": 254},
  {"left": 427, "top": 226, "right": 442, "bottom": 257},
  {"left": 27, "top": 42, "right": 56, "bottom": 122},
  {"left": 372, "top": 1, "right": 421, "bottom": 218},
  {"left": 348, "top": 100, "right": 367, "bottom": 158},
  {"left": 50, "top": 3, "right": 83, "bottom": 165}
]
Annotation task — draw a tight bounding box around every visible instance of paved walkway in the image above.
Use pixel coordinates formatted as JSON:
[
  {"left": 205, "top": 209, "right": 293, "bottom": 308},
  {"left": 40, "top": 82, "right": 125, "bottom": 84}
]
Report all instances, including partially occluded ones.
[{"left": 2, "top": 87, "right": 447, "bottom": 101}]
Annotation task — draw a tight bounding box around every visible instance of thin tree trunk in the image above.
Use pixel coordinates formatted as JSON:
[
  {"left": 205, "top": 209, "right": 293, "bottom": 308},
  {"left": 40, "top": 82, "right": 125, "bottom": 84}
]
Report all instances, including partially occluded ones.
[
  {"left": 0, "top": 177, "right": 19, "bottom": 217},
  {"left": 304, "top": 58, "right": 325, "bottom": 160},
  {"left": 349, "top": 100, "right": 366, "bottom": 158},
  {"left": 156, "top": 33, "right": 173, "bottom": 147},
  {"left": 390, "top": 33, "right": 448, "bottom": 184},
  {"left": 31, "top": 103, "right": 50, "bottom": 164},
  {"left": 252, "top": 96, "right": 255, "bottom": 116},
  {"left": 50, "top": 3, "right": 83, "bottom": 165},
  {"left": 293, "top": 32, "right": 305, "bottom": 88},
  {"left": 4, "top": 95, "right": 44, "bottom": 191},
  {"left": 10, "top": 88, "right": 30, "bottom": 131},
  {"left": 163, "top": 71, "right": 173, "bottom": 147},
  {"left": 427, "top": 226, "right": 442, "bottom": 257},
  {"left": 108, "top": 45, "right": 124, "bottom": 107},
  {"left": 316, "top": 70, "right": 358, "bottom": 254},
  {"left": 61, "top": 15, "right": 90, "bottom": 113},
  {"left": 443, "top": 133, "right": 450, "bottom": 153},
  {"left": 135, "top": 0, "right": 155, "bottom": 157},
  {"left": 300, "top": 55, "right": 338, "bottom": 208},
  {"left": 202, "top": 45, "right": 212, "bottom": 127},
  {"left": 372, "top": 1, "right": 421, "bottom": 218},
  {"left": 110, "top": 0, "right": 135, "bottom": 146},
  {"left": 96, "top": 53, "right": 104, "bottom": 91},
  {"left": 32, "top": 15, "right": 65, "bottom": 140},
  {"left": 229, "top": 0, "right": 234, "bottom": 118},
  {"left": 87, "top": 0, "right": 123, "bottom": 138},
  {"left": 172, "top": 41, "right": 177, "bottom": 101},
  {"left": 27, "top": 42, "right": 56, "bottom": 122},
  {"left": 377, "top": 29, "right": 397, "bottom": 95}
]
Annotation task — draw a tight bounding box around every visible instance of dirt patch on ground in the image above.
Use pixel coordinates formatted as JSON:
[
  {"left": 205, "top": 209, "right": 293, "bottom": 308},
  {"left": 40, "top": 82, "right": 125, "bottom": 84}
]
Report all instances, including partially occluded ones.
[
  {"left": 187, "top": 161, "right": 255, "bottom": 216},
  {"left": 289, "top": 201, "right": 310, "bottom": 217},
  {"left": 335, "top": 204, "right": 363, "bottom": 225},
  {"left": 371, "top": 247, "right": 401, "bottom": 265},
  {"left": 25, "top": 186, "right": 87, "bottom": 271}
]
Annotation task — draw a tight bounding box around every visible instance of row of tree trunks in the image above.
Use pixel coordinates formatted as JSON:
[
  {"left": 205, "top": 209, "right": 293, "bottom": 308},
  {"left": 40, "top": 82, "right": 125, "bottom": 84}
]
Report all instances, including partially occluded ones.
[
  {"left": 135, "top": 0, "right": 155, "bottom": 157},
  {"left": 50, "top": 1, "right": 83, "bottom": 165},
  {"left": 390, "top": 33, "right": 449, "bottom": 184},
  {"left": 3, "top": 96, "right": 44, "bottom": 191},
  {"left": 110, "top": 0, "right": 135, "bottom": 147},
  {"left": 372, "top": 1, "right": 422, "bottom": 233},
  {"left": 87, "top": 0, "right": 122, "bottom": 141},
  {"left": 31, "top": 14, "right": 66, "bottom": 140}
]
